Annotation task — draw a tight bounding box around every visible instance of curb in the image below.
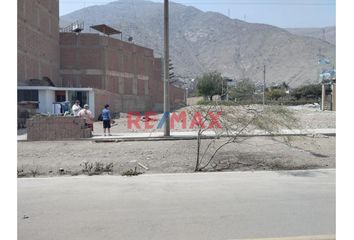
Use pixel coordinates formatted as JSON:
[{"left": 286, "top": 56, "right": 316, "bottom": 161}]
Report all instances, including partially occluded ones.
[
  {"left": 92, "top": 132, "right": 335, "bottom": 143},
  {"left": 18, "top": 131, "right": 336, "bottom": 142},
  {"left": 235, "top": 235, "right": 335, "bottom": 240}
]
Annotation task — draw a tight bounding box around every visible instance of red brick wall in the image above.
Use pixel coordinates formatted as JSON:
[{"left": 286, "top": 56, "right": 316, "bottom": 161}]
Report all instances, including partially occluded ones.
[
  {"left": 124, "top": 78, "right": 133, "bottom": 95},
  {"left": 106, "top": 76, "right": 120, "bottom": 94},
  {"left": 94, "top": 89, "right": 152, "bottom": 117},
  {"left": 60, "top": 48, "right": 76, "bottom": 69},
  {"left": 150, "top": 58, "right": 164, "bottom": 108},
  {"left": 137, "top": 80, "right": 145, "bottom": 96},
  {"left": 60, "top": 33, "right": 157, "bottom": 93},
  {"left": 27, "top": 116, "right": 92, "bottom": 141},
  {"left": 80, "top": 75, "right": 103, "bottom": 89},
  {"left": 94, "top": 89, "right": 122, "bottom": 118},
  {"left": 18, "top": 0, "right": 60, "bottom": 86},
  {"left": 60, "top": 33, "right": 185, "bottom": 113},
  {"left": 59, "top": 32, "right": 77, "bottom": 45},
  {"left": 79, "top": 48, "right": 103, "bottom": 69},
  {"left": 107, "top": 50, "right": 122, "bottom": 71},
  {"left": 170, "top": 85, "right": 185, "bottom": 108}
]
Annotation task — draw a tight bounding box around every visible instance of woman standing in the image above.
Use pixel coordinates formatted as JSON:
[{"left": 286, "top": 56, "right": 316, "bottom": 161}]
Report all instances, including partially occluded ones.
[{"left": 78, "top": 104, "right": 94, "bottom": 132}]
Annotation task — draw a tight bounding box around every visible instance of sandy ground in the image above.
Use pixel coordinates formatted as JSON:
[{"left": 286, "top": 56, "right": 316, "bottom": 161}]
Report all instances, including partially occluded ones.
[
  {"left": 91, "top": 105, "right": 336, "bottom": 135},
  {"left": 17, "top": 105, "right": 335, "bottom": 136},
  {"left": 17, "top": 105, "right": 335, "bottom": 177},
  {"left": 17, "top": 135, "right": 335, "bottom": 177}
]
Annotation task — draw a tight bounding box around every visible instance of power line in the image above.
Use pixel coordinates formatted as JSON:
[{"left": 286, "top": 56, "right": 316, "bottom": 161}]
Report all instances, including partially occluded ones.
[
  {"left": 60, "top": 1, "right": 335, "bottom": 6},
  {"left": 176, "top": 1, "right": 335, "bottom": 5}
]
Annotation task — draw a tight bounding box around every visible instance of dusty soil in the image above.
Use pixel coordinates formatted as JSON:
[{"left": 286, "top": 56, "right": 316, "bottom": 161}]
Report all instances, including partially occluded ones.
[
  {"left": 17, "top": 135, "right": 335, "bottom": 177},
  {"left": 287, "top": 106, "right": 336, "bottom": 129},
  {"left": 17, "top": 105, "right": 335, "bottom": 136},
  {"left": 91, "top": 105, "right": 336, "bottom": 135},
  {"left": 17, "top": 105, "right": 335, "bottom": 177}
]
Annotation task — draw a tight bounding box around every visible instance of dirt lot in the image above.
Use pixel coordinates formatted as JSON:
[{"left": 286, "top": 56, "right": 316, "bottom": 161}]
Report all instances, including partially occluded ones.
[
  {"left": 17, "top": 105, "right": 335, "bottom": 177},
  {"left": 91, "top": 105, "right": 336, "bottom": 135},
  {"left": 17, "top": 135, "right": 335, "bottom": 177}
]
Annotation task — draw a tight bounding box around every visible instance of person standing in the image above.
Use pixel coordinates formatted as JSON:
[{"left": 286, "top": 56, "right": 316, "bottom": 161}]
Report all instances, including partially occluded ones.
[
  {"left": 72, "top": 100, "right": 81, "bottom": 117},
  {"left": 78, "top": 104, "right": 94, "bottom": 132},
  {"left": 102, "top": 104, "right": 112, "bottom": 136}
]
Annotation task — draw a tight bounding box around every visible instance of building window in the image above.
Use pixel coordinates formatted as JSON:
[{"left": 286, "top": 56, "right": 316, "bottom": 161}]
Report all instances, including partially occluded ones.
[
  {"left": 68, "top": 91, "right": 89, "bottom": 107},
  {"left": 18, "top": 90, "right": 39, "bottom": 102},
  {"left": 17, "top": 90, "right": 39, "bottom": 108},
  {"left": 55, "top": 91, "right": 66, "bottom": 102}
]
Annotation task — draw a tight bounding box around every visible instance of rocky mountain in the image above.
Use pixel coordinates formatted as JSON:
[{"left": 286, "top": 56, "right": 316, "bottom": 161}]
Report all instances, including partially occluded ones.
[
  {"left": 286, "top": 26, "right": 336, "bottom": 45},
  {"left": 60, "top": 0, "right": 336, "bottom": 87}
]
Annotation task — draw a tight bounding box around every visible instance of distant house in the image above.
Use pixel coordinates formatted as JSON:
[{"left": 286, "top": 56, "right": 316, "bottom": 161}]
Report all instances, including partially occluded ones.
[
  {"left": 320, "top": 69, "right": 336, "bottom": 111},
  {"left": 320, "top": 69, "right": 336, "bottom": 84}
]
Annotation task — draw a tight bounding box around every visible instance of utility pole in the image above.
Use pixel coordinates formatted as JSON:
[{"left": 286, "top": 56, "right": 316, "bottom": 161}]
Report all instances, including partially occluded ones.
[
  {"left": 221, "top": 79, "right": 224, "bottom": 101},
  {"left": 185, "top": 87, "right": 188, "bottom": 104},
  {"left": 226, "top": 83, "right": 229, "bottom": 101},
  {"left": 163, "top": 0, "right": 170, "bottom": 136},
  {"left": 321, "top": 83, "right": 326, "bottom": 111},
  {"left": 263, "top": 64, "right": 266, "bottom": 106},
  {"left": 332, "top": 83, "right": 336, "bottom": 111}
]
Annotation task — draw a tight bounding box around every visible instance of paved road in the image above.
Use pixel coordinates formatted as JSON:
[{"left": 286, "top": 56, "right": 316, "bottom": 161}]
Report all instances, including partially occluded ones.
[{"left": 18, "top": 170, "right": 335, "bottom": 240}]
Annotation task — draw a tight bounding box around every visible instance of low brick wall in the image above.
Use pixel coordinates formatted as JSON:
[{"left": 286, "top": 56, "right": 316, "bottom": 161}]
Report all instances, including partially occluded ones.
[{"left": 27, "top": 116, "right": 92, "bottom": 141}]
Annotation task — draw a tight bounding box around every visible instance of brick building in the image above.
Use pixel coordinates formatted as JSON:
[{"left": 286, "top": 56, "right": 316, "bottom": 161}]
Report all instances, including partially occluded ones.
[
  {"left": 17, "top": 0, "right": 185, "bottom": 120},
  {"left": 18, "top": 0, "right": 60, "bottom": 86},
  {"left": 59, "top": 32, "right": 184, "bottom": 115}
]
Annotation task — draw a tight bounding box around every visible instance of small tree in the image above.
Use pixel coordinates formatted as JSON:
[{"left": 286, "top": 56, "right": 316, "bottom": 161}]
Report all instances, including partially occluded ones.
[
  {"left": 190, "top": 102, "right": 299, "bottom": 172},
  {"left": 196, "top": 71, "right": 225, "bottom": 101},
  {"left": 266, "top": 88, "right": 287, "bottom": 101},
  {"left": 291, "top": 84, "right": 322, "bottom": 100},
  {"left": 228, "top": 79, "right": 256, "bottom": 102},
  {"left": 281, "top": 81, "right": 289, "bottom": 90}
]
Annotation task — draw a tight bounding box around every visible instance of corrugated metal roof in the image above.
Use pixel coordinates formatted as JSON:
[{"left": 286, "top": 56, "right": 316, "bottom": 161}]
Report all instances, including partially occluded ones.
[{"left": 90, "top": 24, "right": 121, "bottom": 35}]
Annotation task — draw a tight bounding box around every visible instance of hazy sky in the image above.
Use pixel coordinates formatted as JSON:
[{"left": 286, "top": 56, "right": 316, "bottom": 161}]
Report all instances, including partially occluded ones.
[{"left": 59, "top": 0, "right": 336, "bottom": 28}]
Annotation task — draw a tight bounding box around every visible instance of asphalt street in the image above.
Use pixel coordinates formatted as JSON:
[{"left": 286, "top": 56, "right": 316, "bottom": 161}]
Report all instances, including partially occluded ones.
[{"left": 18, "top": 169, "right": 335, "bottom": 240}]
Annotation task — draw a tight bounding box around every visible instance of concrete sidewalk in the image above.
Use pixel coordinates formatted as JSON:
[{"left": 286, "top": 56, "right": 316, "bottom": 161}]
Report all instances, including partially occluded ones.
[
  {"left": 92, "top": 128, "right": 336, "bottom": 142},
  {"left": 18, "top": 128, "right": 336, "bottom": 141},
  {"left": 18, "top": 169, "right": 335, "bottom": 240}
]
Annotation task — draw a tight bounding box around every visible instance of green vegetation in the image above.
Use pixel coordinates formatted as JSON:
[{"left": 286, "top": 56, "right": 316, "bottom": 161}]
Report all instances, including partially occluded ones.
[
  {"left": 194, "top": 82, "right": 321, "bottom": 106},
  {"left": 291, "top": 84, "right": 322, "bottom": 100},
  {"left": 266, "top": 88, "right": 287, "bottom": 101},
  {"left": 228, "top": 79, "right": 256, "bottom": 102},
  {"left": 196, "top": 99, "right": 317, "bottom": 106},
  {"left": 196, "top": 71, "right": 226, "bottom": 101},
  {"left": 80, "top": 161, "right": 114, "bottom": 176}
]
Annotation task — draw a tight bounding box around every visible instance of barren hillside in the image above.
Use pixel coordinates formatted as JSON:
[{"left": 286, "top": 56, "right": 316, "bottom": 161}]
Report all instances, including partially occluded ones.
[{"left": 60, "top": 0, "right": 336, "bottom": 87}]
